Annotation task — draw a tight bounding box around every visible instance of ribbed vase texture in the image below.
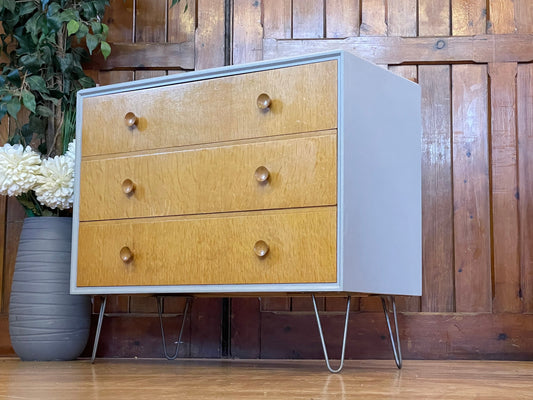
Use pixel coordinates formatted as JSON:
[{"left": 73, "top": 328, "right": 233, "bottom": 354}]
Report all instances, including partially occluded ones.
[{"left": 9, "top": 217, "right": 90, "bottom": 361}]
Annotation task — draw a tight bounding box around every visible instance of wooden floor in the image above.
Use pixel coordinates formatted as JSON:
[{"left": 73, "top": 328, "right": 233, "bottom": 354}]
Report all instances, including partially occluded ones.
[{"left": 0, "top": 358, "right": 532, "bottom": 399}]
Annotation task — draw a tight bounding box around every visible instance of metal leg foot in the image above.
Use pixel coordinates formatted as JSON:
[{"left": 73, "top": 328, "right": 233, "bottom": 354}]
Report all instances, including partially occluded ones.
[
  {"left": 91, "top": 296, "right": 107, "bottom": 364},
  {"left": 381, "top": 296, "right": 402, "bottom": 369},
  {"left": 157, "top": 296, "right": 192, "bottom": 360},
  {"left": 312, "top": 294, "right": 351, "bottom": 373}
]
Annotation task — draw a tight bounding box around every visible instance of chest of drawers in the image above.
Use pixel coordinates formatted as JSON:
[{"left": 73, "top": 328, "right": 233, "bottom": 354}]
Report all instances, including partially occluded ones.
[{"left": 70, "top": 51, "right": 422, "bottom": 297}]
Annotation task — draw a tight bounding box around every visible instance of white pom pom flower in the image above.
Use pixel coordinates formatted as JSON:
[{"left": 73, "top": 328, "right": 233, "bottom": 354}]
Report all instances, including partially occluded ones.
[
  {"left": 65, "top": 139, "right": 76, "bottom": 163},
  {"left": 34, "top": 154, "right": 75, "bottom": 210},
  {"left": 0, "top": 144, "right": 41, "bottom": 196}
]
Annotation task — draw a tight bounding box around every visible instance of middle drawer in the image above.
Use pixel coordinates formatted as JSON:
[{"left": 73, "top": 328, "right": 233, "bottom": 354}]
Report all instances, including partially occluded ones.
[{"left": 79, "top": 133, "right": 337, "bottom": 221}]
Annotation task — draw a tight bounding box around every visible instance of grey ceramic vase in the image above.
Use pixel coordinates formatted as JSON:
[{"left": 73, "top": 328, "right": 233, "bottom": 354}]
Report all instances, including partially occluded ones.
[{"left": 9, "top": 217, "right": 91, "bottom": 361}]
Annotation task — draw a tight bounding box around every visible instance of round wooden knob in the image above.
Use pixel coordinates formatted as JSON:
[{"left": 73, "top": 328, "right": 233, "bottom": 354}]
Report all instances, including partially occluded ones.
[
  {"left": 120, "top": 246, "right": 134, "bottom": 263},
  {"left": 124, "top": 112, "right": 138, "bottom": 128},
  {"left": 253, "top": 240, "right": 269, "bottom": 258},
  {"left": 256, "top": 93, "right": 272, "bottom": 110},
  {"left": 122, "top": 179, "right": 136, "bottom": 195},
  {"left": 254, "top": 166, "right": 270, "bottom": 183}
]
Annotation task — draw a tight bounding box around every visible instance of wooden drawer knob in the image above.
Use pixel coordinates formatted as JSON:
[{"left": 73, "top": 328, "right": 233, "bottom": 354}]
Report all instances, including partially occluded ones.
[
  {"left": 254, "top": 166, "right": 270, "bottom": 183},
  {"left": 124, "top": 112, "right": 138, "bottom": 128},
  {"left": 120, "top": 246, "right": 134, "bottom": 263},
  {"left": 253, "top": 240, "right": 269, "bottom": 258},
  {"left": 256, "top": 93, "right": 272, "bottom": 110},
  {"left": 121, "top": 179, "right": 136, "bottom": 195}
]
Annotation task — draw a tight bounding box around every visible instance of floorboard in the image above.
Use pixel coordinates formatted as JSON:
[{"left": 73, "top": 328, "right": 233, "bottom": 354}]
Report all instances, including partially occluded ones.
[{"left": 0, "top": 358, "right": 531, "bottom": 399}]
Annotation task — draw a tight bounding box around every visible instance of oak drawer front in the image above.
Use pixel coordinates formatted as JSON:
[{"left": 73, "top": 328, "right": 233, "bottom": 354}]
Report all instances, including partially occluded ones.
[
  {"left": 76, "top": 207, "right": 337, "bottom": 287},
  {"left": 81, "top": 61, "right": 338, "bottom": 157},
  {"left": 79, "top": 133, "right": 337, "bottom": 221}
]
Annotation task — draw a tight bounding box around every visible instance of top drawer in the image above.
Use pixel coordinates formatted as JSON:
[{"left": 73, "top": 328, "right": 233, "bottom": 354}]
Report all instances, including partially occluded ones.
[{"left": 81, "top": 61, "right": 338, "bottom": 157}]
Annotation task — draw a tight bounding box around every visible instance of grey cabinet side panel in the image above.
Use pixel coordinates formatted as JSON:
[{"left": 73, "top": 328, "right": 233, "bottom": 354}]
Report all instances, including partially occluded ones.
[{"left": 340, "top": 54, "right": 422, "bottom": 295}]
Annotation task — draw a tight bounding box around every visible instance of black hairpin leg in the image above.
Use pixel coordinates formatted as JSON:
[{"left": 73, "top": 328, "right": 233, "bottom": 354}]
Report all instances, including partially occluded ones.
[
  {"left": 157, "top": 296, "right": 192, "bottom": 360},
  {"left": 312, "top": 294, "right": 351, "bottom": 373},
  {"left": 91, "top": 296, "right": 107, "bottom": 364},
  {"left": 381, "top": 295, "right": 402, "bottom": 369}
]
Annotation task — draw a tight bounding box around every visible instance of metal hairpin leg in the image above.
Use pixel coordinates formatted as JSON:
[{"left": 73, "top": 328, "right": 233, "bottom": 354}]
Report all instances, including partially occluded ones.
[
  {"left": 312, "top": 294, "right": 351, "bottom": 374},
  {"left": 91, "top": 296, "right": 107, "bottom": 364},
  {"left": 157, "top": 296, "right": 192, "bottom": 360},
  {"left": 381, "top": 295, "right": 402, "bottom": 369}
]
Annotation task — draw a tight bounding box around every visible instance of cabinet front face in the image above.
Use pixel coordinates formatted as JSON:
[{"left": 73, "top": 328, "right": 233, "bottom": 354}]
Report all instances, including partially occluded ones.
[
  {"left": 77, "top": 207, "right": 337, "bottom": 287},
  {"left": 81, "top": 61, "right": 338, "bottom": 157},
  {"left": 79, "top": 133, "right": 337, "bottom": 221},
  {"left": 74, "top": 58, "right": 341, "bottom": 293}
]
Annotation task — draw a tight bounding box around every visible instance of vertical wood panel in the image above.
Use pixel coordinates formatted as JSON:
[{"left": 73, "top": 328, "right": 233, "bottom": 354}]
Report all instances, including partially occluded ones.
[
  {"left": 2, "top": 199, "right": 25, "bottom": 312},
  {"left": 518, "top": 63, "right": 533, "bottom": 313},
  {"left": 419, "top": 65, "right": 454, "bottom": 313},
  {"left": 451, "top": 0, "right": 487, "bottom": 35},
  {"left": 261, "top": 297, "right": 290, "bottom": 311},
  {"left": 195, "top": 0, "right": 226, "bottom": 69},
  {"left": 488, "top": 0, "right": 516, "bottom": 34},
  {"left": 419, "top": 0, "right": 450, "bottom": 36},
  {"left": 0, "top": 196, "right": 5, "bottom": 312},
  {"left": 135, "top": 0, "right": 167, "bottom": 42},
  {"left": 103, "top": 0, "right": 134, "bottom": 43},
  {"left": 293, "top": 0, "right": 324, "bottom": 38},
  {"left": 360, "top": 0, "right": 387, "bottom": 36},
  {"left": 452, "top": 64, "right": 491, "bottom": 313},
  {"left": 387, "top": 0, "right": 417, "bottom": 36},
  {"left": 515, "top": 0, "right": 533, "bottom": 33},
  {"left": 263, "top": 0, "right": 292, "bottom": 39},
  {"left": 292, "top": 297, "right": 325, "bottom": 312},
  {"left": 129, "top": 296, "right": 158, "bottom": 314},
  {"left": 230, "top": 297, "right": 261, "bottom": 358},
  {"left": 233, "top": 0, "right": 263, "bottom": 64},
  {"left": 325, "top": 0, "right": 360, "bottom": 38},
  {"left": 168, "top": 0, "right": 196, "bottom": 43},
  {"left": 489, "top": 62, "right": 521, "bottom": 313}
]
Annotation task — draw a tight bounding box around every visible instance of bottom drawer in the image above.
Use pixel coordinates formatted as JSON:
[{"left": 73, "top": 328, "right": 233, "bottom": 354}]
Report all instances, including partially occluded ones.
[{"left": 76, "top": 207, "right": 337, "bottom": 287}]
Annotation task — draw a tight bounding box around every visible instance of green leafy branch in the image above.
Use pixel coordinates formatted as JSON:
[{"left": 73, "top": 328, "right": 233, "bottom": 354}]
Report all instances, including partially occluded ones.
[{"left": 0, "top": 0, "right": 111, "bottom": 156}]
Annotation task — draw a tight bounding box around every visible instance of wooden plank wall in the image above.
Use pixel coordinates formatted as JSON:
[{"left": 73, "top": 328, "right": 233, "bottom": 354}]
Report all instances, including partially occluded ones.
[{"left": 2, "top": 0, "right": 533, "bottom": 360}]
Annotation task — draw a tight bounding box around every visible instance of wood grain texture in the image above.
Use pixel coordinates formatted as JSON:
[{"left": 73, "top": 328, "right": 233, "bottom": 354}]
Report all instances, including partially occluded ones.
[
  {"left": 1, "top": 199, "right": 24, "bottom": 313},
  {"left": 325, "top": 0, "right": 360, "bottom": 38},
  {"left": 518, "top": 63, "right": 533, "bottom": 313},
  {"left": 418, "top": 0, "right": 450, "bottom": 36},
  {"left": 263, "top": 0, "right": 292, "bottom": 39},
  {"left": 292, "top": 0, "right": 324, "bottom": 38},
  {"left": 452, "top": 0, "right": 486, "bottom": 35},
  {"left": 77, "top": 207, "right": 337, "bottom": 287},
  {"left": 103, "top": 0, "right": 134, "bottom": 43},
  {"left": 387, "top": 0, "right": 417, "bottom": 37},
  {"left": 260, "top": 312, "right": 533, "bottom": 360},
  {"left": 262, "top": 34, "right": 533, "bottom": 64},
  {"left": 360, "top": 0, "right": 387, "bottom": 36},
  {"left": 515, "top": 0, "right": 533, "bottom": 33},
  {"left": 232, "top": 0, "right": 263, "bottom": 64},
  {"left": 489, "top": 63, "right": 521, "bottom": 313},
  {"left": 419, "top": 65, "right": 454, "bottom": 313},
  {"left": 195, "top": 0, "right": 225, "bottom": 70},
  {"left": 79, "top": 133, "right": 337, "bottom": 221},
  {"left": 230, "top": 297, "right": 261, "bottom": 358},
  {"left": 168, "top": 0, "right": 196, "bottom": 43},
  {"left": 260, "top": 297, "right": 290, "bottom": 311},
  {"left": 81, "top": 61, "right": 337, "bottom": 156},
  {"left": 0, "top": 197, "right": 5, "bottom": 312},
  {"left": 135, "top": 0, "right": 166, "bottom": 42},
  {"left": 452, "top": 64, "right": 491, "bottom": 313},
  {"left": 488, "top": 0, "right": 516, "bottom": 34},
  {"left": 87, "top": 42, "right": 195, "bottom": 70},
  {"left": 2, "top": 358, "right": 533, "bottom": 399}
]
